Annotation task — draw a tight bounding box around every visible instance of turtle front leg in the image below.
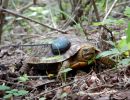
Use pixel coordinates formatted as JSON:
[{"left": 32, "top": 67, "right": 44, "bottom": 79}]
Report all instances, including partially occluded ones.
[
  {"left": 70, "top": 62, "right": 88, "bottom": 69},
  {"left": 19, "top": 60, "right": 30, "bottom": 74}
]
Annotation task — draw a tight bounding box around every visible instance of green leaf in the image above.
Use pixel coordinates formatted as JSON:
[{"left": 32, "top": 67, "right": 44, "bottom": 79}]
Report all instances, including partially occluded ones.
[
  {"left": 96, "top": 48, "right": 119, "bottom": 59},
  {"left": 29, "top": 7, "right": 43, "bottom": 12},
  {"left": 3, "top": 94, "right": 13, "bottom": 99},
  {"left": 124, "top": 6, "right": 130, "bottom": 17},
  {"left": 60, "top": 93, "right": 68, "bottom": 98},
  {"left": 88, "top": 57, "right": 95, "bottom": 65},
  {"left": 0, "top": 85, "right": 10, "bottom": 91},
  {"left": 118, "top": 57, "right": 130, "bottom": 66},
  {"left": 39, "top": 97, "right": 46, "bottom": 100},
  {"left": 119, "top": 46, "right": 129, "bottom": 54},
  {"left": 6, "top": 91, "right": 14, "bottom": 94},
  {"left": 93, "top": 22, "right": 103, "bottom": 26},
  {"left": 11, "top": 89, "right": 18, "bottom": 92},
  {"left": 18, "top": 74, "right": 29, "bottom": 82},
  {"left": 126, "top": 22, "right": 130, "bottom": 43},
  {"left": 17, "top": 90, "right": 28, "bottom": 96},
  {"left": 13, "top": 92, "right": 20, "bottom": 96},
  {"left": 60, "top": 68, "right": 72, "bottom": 74},
  {"left": 117, "top": 38, "right": 127, "bottom": 48}
]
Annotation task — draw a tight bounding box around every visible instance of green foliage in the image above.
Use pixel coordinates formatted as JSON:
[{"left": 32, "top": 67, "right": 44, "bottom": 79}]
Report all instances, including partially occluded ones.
[
  {"left": 26, "top": 7, "right": 49, "bottom": 18},
  {"left": 126, "top": 23, "right": 130, "bottom": 43},
  {"left": 0, "top": 85, "right": 10, "bottom": 91},
  {"left": 3, "top": 94, "right": 13, "bottom": 99},
  {"left": 18, "top": 74, "right": 29, "bottom": 82},
  {"left": 117, "top": 37, "right": 130, "bottom": 51},
  {"left": 96, "top": 40, "right": 130, "bottom": 66},
  {"left": 93, "top": 18, "right": 125, "bottom": 26},
  {"left": 118, "top": 57, "right": 130, "bottom": 66},
  {"left": 4, "top": 89, "right": 28, "bottom": 99},
  {"left": 60, "top": 92, "right": 68, "bottom": 98},
  {"left": 39, "top": 97, "right": 46, "bottom": 100},
  {"left": 0, "top": 85, "right": 28, "bottom": 99},
  {"left": 97, "top": 0, "right": 107, "bottom": 12},
  {"left": 96, "top": 48, "right": 119, "bottom": 59},
  {"left": 124, "top": 6, "right": 130, "bottom": 18},
  {"left": 59, "top": 68, "right": 72, "bottom": 74},
  {"left": 59, "top": 67, "right": 72, "bottom": 82}
]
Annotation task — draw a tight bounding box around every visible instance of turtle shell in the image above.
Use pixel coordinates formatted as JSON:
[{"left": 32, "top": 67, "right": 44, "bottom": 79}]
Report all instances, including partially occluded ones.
[{"left": 24, "top": 34, "right": 94, "bottom": 64}]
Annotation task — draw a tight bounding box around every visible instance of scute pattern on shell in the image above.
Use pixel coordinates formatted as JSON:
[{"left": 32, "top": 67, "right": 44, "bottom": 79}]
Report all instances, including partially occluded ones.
[{"left": 24, "top": 34, "right": 94, "bottom": 64}]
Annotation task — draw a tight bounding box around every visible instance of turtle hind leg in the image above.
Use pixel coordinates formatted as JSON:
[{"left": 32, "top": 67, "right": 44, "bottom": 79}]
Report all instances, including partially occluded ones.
[{"left": 19, "top": 61, "right": 30, "bottom": 74}]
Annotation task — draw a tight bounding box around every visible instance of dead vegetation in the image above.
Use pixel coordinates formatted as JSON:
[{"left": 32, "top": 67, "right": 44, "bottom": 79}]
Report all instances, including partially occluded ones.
[{"left": 0, "top": 0, "right": 130, "bottom": 100}]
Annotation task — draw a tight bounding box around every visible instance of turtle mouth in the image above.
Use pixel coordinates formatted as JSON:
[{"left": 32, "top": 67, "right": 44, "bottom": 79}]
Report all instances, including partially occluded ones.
[{"left": 84, "top": 53, "right": 95, "bottom": 59}]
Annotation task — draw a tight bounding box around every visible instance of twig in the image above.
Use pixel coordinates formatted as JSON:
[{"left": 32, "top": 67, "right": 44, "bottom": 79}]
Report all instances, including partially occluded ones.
[
  {"left": 18, "top": 2, "right": 33, "bottom": 13},
  {"left": 16, "top": 2, "right": 43, "bottom": 34},
  {"left": 105, "top": 0, "right": 109, "bottom": 14},
  {"left": 115, "top": 1, "right": 130, "bottom": 8},
  {"left": 103, "top": 0, "right": 118, "bottom": 22},
  {"left": 91, "top": 0, "right": 100, "bottom": 21},
  {"left": 27, "top": 75, "right": 50, "bottom": 79},
  {"left": 0, "top": 79, "right": 36, "bottom": 89},
  {"left": 0, "top": 0, "right": 9, "bottom": 43},
  {"left": 1, "top": 0, "right": 9, "bottom": 8},
  {"left": 34, "top": 81, "right": 75, "bottom": 99},
  {"left": 31, "top": 66, "right": 124, "bottom": 99},
  {"left": 1, "top": 8, "right": 67, "bottom": 34},
  {"left": 100, "top": 25, "right": 115, "bottom": 41}
]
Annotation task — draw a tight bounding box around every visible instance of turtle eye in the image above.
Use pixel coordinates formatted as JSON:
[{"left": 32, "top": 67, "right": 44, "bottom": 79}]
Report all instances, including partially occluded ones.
[
  {"left": 82, "top": 48, "right": 89, "bottom": 57},
  {"left": 83, "top": 48, "right": 89, "bottom": 52}
]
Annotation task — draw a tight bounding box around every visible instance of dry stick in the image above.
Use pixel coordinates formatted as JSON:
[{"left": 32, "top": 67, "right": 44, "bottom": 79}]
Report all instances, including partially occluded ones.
[
  {"left": 91, "top": 0, "right": 100, "bottom": 21},
  {"left": 18, "top": 2, "right": 33, "bottom": 13},
  {"left": 103, "top": 0, "right": 118, "bottom": 22},
  {"left": 33, "top": 71, "right": 93, "bottom": 99},
  {"left": 0, "top": 9, "right": 4, "bottom": 43},
  {"left": 1, "top": 8, "right": 66, "bottom": 34},
  {"left": 0, "top": 79, "right": 36, "bottom": 89},
  {"left": 61, "top": 0, "right": 82, "bottom": 29},
  {"left": 115, "top": 1, "right": 130, "bottom": 8},
  {"left": 17, "top": 2, "right": 43, "bottom": 34},
  {"left": 34, "top": 81, "right": 75, "bottom": 99},
  {"left": 32, "top": 67, "right": 121, "bottom": 99},
  {"left": 105, "top": 0, "right": 109, "bottom": 14},
  {"left": 100, "top": 25, "right": 115, "bottom": 41},
  {"left": 1, "top": 0, "right": 9, "bottom": 8},
  {"left": 0, "top": 0, "right": 9, "bottom": 43}
]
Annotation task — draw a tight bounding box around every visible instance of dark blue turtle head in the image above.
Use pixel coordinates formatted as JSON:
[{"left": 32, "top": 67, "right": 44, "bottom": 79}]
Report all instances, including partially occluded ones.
[{"left": 51, "top": 36, "right": 71, "bottom": 55}]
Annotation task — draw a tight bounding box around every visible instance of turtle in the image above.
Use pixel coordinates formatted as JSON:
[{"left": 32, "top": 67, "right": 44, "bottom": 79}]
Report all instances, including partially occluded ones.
[{"left": 20, "top": 34, "right": 116, "bottom": 73}]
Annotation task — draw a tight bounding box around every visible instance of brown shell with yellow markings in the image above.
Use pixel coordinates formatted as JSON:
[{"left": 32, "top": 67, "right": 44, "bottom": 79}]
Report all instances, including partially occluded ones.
[{"left": 24, "top": 34, "right": 96, "bottom": 64}]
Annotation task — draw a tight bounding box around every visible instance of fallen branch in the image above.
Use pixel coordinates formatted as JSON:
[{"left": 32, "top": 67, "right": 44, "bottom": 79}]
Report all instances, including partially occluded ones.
[{"left": 1, "top": 8, "right": 67, "bottom": 34}]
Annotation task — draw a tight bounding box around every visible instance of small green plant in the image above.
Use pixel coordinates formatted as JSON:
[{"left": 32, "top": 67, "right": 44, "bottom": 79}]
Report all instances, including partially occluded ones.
[
  {"left": 18, "top": 74, "right": 29, "bottom": 82},
  {"left": 97, "top": 22, "right": 130, "bottom": 67},
  {"left": 124, "top": 6, "right": 130, "bottom": 18},
  {"left": 0, "top": 85, "right": 10, "bottom": 91},
  {"left": 4, "top": 89, "right": 28, "bottom": 99},
  {"left": 0, "top": 85, "right": 28, "bottom": 99},
  {"left": 59, "top": 67, "right": 72, "bottom": 82},
  {"left": 39, "top": 97, "right": 46, "bottom": 100},
  {"left": 60, "top": 92, "right": 68, "bottom": 99}
]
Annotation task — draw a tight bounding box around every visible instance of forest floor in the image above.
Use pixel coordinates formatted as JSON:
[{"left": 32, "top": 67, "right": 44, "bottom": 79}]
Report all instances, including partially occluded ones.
[{"left": 0, "top": 25, "right": 130, "bottom": 100}]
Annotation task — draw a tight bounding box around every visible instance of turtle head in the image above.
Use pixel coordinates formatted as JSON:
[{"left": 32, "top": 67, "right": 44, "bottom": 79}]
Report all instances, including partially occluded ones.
[{"left": 81, "top": 46, "right": 99, "bottom": 60}]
